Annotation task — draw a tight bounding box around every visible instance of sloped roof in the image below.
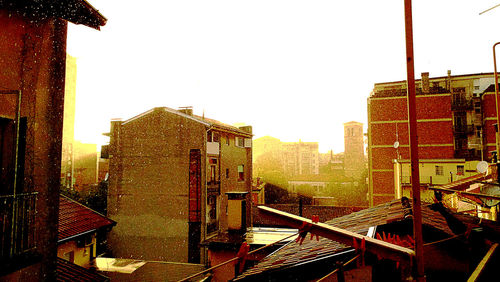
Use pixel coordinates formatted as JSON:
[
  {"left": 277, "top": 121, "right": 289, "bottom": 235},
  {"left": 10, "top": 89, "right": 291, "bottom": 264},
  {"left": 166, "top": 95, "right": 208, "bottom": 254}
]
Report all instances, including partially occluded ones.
[
  {"left": 1, "top": 0, "right": 107, "bottom": 30},
  {"left": 56, "top": 257, "right": 109, "bottom": 282},
  {"left": 58, "top": 195, "right": 116, "bottom": 243},
  {"left": 122, "top": 107, "right": 252, "bottom": 137},
  {"left": 235, "top": 200, "right": 456, "bottom": 280}
]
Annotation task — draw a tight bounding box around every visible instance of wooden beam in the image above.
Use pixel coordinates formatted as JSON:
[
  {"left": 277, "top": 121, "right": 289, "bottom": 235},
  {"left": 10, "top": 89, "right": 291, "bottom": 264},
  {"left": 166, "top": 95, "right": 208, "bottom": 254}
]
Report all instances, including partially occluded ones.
[
  {"left": 467, "top": 243, "right": 498, "bottom": 282},
  {"left": 429, "top": 186, "right": 500, "bottom": 201},
  {"left": 257, "top": 206, "right": 415, "bottom": 263}
]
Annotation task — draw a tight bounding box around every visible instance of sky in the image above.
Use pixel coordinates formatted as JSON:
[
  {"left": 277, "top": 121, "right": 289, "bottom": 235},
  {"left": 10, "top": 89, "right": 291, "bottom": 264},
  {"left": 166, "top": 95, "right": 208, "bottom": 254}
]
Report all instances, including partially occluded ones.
[{"left": 67, "top": 0, "right": 500, "bottom": 153}]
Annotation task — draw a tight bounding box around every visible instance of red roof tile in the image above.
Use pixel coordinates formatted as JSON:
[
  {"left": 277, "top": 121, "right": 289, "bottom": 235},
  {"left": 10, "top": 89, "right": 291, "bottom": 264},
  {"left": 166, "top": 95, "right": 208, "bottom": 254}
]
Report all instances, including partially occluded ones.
[
  {"left": 58, "top": 196, "right": 116, "bottom": 242},
  {"left": 56, "top": 257, "right": 109, "bottom": 282},
  {"left": 235, "top": 200, "right": 457, "bottom": 280}
]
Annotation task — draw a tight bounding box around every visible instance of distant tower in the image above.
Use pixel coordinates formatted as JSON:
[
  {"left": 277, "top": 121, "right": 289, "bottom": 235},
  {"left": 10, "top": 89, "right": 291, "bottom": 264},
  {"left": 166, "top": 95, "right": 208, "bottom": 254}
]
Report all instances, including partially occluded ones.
[{"left": 344, "top": 121, "right": 364, "bottom": 179}]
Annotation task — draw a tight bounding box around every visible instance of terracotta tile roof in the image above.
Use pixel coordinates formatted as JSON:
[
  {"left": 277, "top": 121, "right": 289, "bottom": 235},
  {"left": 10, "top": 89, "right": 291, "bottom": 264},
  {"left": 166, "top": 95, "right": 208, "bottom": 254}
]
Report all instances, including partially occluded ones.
[
  {"left": 56, "top": 257, "right": 109, "bottom": 282},
  {"left": 236, "top": 200, "right": 456, "bottom": 280},
  {"left": 58, "top": 195, "right": 116, "bottom": 243}
]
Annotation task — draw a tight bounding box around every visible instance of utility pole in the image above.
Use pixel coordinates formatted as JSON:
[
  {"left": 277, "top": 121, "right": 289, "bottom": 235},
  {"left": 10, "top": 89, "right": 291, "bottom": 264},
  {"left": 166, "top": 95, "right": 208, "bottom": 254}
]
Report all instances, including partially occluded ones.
[{"left": 404, "top": 1, "right": 426, "bottom": 281}]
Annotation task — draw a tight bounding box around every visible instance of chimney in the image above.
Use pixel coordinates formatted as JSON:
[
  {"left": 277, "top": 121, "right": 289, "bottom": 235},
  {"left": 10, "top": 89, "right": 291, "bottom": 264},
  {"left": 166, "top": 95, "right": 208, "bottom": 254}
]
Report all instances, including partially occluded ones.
[
  {"left": 238, "top": 125, "right": 252, "bottom": 134},
  {"left": 178, "top": 106, "right": 193, "bottom": 116},
  {"left": 421, "top": 72, "right": 429, "bottom": 94}
]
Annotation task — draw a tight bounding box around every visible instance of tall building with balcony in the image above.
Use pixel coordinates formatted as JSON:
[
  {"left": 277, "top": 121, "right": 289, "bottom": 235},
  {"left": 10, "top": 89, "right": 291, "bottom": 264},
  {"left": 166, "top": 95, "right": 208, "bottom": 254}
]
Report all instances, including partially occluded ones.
[
  {"left": 344, "top": 121, "right": 365, "bottom": 179},
  {"left": 105, "top": 107, "right": 252, "bottom": 264},
  {"left": 367, "top": 71, "right": 497, "bottom": 206}
]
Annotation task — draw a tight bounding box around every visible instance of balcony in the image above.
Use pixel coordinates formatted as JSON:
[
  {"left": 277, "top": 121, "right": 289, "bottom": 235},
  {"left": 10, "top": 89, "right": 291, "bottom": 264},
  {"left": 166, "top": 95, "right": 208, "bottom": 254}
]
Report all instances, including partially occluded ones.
[
  {"left": 453, "top": 124, "right": 474, "bottom": 135},
  {"left": 0, "top": 192, "right": 38, "bottom": 261},
  {"left": 454, "top": 149, "right": 482, "bottom": 161},
  {"left": 401, "top": 175, "right": 434, "bottom": 185},
  {"left": 451, "top": 99, "right": 473, "bottom": 111},
  {"left": 207, "top": 181, "right": 220, "bottom": 194}
]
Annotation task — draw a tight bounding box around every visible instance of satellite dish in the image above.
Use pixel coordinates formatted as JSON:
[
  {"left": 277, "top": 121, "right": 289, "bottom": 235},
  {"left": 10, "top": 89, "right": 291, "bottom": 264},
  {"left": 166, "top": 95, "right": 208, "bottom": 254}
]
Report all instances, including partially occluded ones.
[
  {"left": 480, "top": 184, "right": 500, "bottom": 207},
  {"left": 393, "top": 141, "right": 400, "bottom": 149},
  {"left": 477, "top": 161, "right": 489, "bottom": 174}
]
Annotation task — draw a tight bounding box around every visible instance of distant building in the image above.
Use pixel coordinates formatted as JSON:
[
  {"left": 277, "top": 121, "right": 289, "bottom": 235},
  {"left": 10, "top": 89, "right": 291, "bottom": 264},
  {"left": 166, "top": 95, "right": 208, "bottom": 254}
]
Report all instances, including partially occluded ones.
[
  {"left": 73, "top": 141, "right": 99, "bottom": 191},
  {"left": 368, "top": 71, "right": 497, "bottom": 206},
  {"left": 61, "top": 54, "right": 77, "bottom": 189},
  {"left": 343, "top": 121, "right": 365, "bottom": 179},
  {"left": 105, "top": 107, "right": 253, "bottom": 263},
  {"left": 282, "top": 141, "right": 319, "bottom": 176}
]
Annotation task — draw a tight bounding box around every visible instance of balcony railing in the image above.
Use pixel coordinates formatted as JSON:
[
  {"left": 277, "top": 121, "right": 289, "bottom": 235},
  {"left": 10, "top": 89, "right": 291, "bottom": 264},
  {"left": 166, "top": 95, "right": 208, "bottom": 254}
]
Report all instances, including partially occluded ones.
[
  {"left": 454, "top": 149, "right": 482, "bottom": 161},
  {"left": 453, "top": 124, "right": 474, "bottom": 135},
  {"left": 451, "top": 99, "right": 473, "bottom": 111},
  {"left": 401, "top": 175, "right": 433, "bottom": 185},
  {"left": 0, "top": 192, "right": 38, "bottom": 261}
]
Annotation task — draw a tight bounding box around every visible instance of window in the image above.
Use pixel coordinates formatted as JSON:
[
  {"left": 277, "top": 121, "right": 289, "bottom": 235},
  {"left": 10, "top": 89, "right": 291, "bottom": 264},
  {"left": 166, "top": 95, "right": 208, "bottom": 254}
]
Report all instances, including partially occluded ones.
[
  {"left": 457, "top": 165, "right": 464, "bottom": 176},
  {"left": 226, "top": 135, "right": 230, "bottom": 145},
  {"left": 207, "top": 131, "right": 212, "bottom": 142},
  {"left": 208, "top": 158, "right": 219, "bottom": 184},
  {"left": 63, "top": 251, "right": 75, "bottom": 263},
  {"left": 435, "top": 166, "right": 444, "bottom": 176},
  {"left": 236, "top": 137, "right": 244, "bottom": 147},
  {"left": 237, "top": 165, "right": 244, "bottom": 181},
  {"left": 206, "top": 195, "right": 219, "bottom": 234},
  {"left": 226, "top": 168, "right": 229, "bottom": 178},
  {"left": 213, "top": 132, "right": 220, "bottom": 143}
]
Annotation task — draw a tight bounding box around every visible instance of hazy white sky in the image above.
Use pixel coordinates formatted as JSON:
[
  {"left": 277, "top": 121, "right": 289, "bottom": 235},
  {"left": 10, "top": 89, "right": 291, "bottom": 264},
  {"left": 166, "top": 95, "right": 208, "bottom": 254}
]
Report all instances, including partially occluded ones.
[{"left": 67, "top": 0, "right": 500, "bottom": 153}]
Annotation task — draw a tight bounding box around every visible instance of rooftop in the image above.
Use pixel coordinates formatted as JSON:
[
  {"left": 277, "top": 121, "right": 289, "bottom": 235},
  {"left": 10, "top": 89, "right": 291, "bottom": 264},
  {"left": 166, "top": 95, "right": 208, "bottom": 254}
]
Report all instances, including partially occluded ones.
[
  {"left": 58, "top": 195, "right": 116, "bottom": 243},
  {"left": 236, "top": 199, "right": 481, "bottom": 280}
]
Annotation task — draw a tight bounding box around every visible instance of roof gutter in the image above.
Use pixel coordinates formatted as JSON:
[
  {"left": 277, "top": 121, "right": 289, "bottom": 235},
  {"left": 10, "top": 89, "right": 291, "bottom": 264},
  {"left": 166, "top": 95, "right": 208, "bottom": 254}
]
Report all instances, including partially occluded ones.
[{"left": 257, "top": 206, "right": 415, "bottom": 263}]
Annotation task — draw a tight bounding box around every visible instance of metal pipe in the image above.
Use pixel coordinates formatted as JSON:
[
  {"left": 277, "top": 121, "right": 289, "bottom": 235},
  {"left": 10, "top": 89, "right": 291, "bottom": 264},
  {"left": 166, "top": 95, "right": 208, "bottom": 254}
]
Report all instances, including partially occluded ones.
[{"left": 404, "top": 1, "right": 426, "bottom": 281}]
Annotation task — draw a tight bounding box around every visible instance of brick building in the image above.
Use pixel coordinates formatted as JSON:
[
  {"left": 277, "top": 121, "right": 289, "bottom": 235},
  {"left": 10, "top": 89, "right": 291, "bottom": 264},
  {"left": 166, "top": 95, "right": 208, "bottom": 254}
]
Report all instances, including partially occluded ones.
[
  {"left": 367, "top": 71, "right": 497, "bottom": 206},
  {"left": 105, "top": 107, "right": 252, "bottom": 263},
  {"left": 0, "top": 1, "right": 105, "bottom": 280}
]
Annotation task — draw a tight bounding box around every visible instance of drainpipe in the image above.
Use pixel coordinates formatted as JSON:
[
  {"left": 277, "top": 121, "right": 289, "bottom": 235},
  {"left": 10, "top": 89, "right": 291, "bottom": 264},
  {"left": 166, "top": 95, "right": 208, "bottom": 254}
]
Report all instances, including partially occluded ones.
[
  {"left": 404, "top": 1, "right": 426, "bottom": 281},
  {"left": 493, "top": 42, "right": 500, "bottom": 182}
]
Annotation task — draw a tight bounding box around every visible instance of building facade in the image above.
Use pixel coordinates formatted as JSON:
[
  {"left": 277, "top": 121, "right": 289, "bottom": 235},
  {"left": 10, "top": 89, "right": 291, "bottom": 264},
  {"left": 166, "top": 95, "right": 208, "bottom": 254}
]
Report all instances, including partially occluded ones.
[
  {"left": 0, "top": 2, "right": 106, "bottom": 280},
  {"left": 282, "top": 141, "right": 319, "bottom": 176},
  {"left": 368, "top": 71, "right": 496, "bottom": 206},
  {"left": 106, "top": 107, "right": 252, "bottom": 264}
]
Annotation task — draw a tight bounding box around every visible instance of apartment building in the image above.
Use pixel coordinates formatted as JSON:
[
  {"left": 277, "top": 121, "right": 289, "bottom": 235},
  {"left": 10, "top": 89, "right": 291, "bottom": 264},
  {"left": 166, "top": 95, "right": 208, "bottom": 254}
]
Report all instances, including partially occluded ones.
[
  {"left": 105, "top": 107, "right": 252, "bottom": 264},
  {"left": 367, "top": 71, "right": 496, "bottom": 206},
  {"left": 282, "top": 141, "right": 319, "bottom": 176}
]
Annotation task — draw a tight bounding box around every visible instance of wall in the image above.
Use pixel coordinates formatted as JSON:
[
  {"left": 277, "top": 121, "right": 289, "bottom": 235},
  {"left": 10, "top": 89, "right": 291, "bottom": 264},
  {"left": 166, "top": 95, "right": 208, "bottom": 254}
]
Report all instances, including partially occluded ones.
[
  {"left": 107, "top": 108, "right": 206, "bottom": 262},
  {"left": 0, "top": 11, "right": 66, "bottom": 280},
  {"left": 219, "top": 131, "right": 253, "bottom": 231},
  {"left": 57, "top": 234, "right": 97, "bottom": 267}
]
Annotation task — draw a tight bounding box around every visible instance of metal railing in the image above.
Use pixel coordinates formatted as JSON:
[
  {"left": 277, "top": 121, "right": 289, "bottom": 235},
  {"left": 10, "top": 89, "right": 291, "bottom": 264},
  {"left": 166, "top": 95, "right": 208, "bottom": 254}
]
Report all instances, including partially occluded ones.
[
  {"left": 0, "top": 192, "right": 38, "bottom": 260},
  {"left": 453, "top": 124, "right": 474, "bottom": 135},
  {"left": 451, "top": 99, "right": 473, "bottom": 111}
]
